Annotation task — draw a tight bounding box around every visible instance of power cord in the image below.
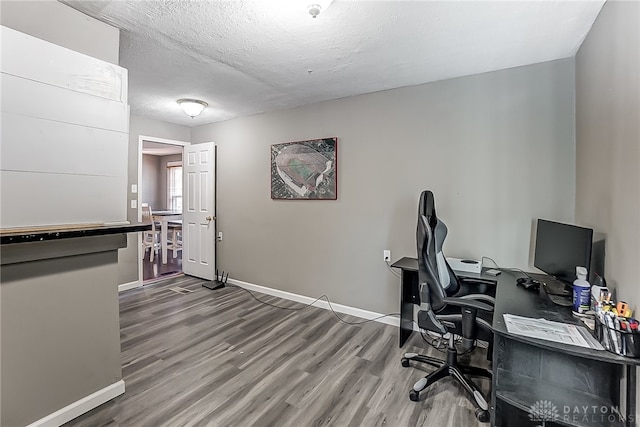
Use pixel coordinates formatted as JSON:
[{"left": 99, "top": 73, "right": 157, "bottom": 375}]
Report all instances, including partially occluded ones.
[
  {"left": 226, "top": 283, "right": 401, "bottom": 326},
  {"left": 481, "top": 256, "right": 533, "bottom": 279},
  {"left": 230, "top": 284, "right": 478, "bottom": 353},
  {"left": 385, "top": 260, "right": 401, "bottom": 278},
  {"left": 416, "top": 324, "right": 476, "bottom": 355},
  {"left": 420, "top": 329, "right": 447, "bottom": 353}
]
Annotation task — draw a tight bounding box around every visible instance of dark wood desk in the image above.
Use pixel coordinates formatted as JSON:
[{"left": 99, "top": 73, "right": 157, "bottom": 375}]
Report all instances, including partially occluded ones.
[
  {"left": 493, "top": 269, "right": 639, "bottom": 427},
  {"left": 391, "top": 257, "right": 639, "bottom": 427},
  {"left": 390, "top": 257, "right": 420, "bottom": 347}
]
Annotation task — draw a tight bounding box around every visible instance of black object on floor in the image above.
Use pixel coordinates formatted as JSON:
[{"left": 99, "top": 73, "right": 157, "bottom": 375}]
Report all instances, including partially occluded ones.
[{"left": 203, "top": 269, "right": 229, "bottom": 290}]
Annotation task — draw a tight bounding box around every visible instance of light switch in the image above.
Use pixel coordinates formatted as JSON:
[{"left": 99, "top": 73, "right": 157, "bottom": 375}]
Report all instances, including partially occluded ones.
[
  {"left": 131, "top": 200, "right": 137, "bottom": 209},
  {"left": 131, "top": 184, "right": 138, "bottom": 194}
]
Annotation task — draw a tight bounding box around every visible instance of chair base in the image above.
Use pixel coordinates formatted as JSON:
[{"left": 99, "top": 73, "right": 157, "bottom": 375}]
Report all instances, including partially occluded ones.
[{"left": 401, "top": 347, "right": 492, "bottom": 423}]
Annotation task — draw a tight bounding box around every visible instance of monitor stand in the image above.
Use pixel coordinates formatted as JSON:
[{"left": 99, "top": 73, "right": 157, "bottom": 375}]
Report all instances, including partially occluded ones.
[
  {"left": 530, "top": 273, "right": 573, "bottom": 307},
  {"left": 542, "top": 279, "right": 573, "bottom": 307}
]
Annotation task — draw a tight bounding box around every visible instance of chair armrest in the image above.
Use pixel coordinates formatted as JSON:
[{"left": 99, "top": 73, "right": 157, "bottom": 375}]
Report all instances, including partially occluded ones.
[
  {"left": 459, "top": 277, "right": 497, "bottom": 287},
  {"left": 458, "top": 294, "right": 496, "bottom": 306},
  {"left": 442, "top": 297, "right": 494, "bottom": 313}
]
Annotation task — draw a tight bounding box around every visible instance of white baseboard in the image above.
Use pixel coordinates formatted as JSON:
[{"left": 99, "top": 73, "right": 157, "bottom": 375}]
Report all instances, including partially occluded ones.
[
  {"left": 227, "top": 278, "right": 401, "bottom": 328},
  {"left": 118, "top": 280, "right": 141, "bottom": 292},
  {"left": 27, "top": 380, "right": 125, "bottom": 427}
]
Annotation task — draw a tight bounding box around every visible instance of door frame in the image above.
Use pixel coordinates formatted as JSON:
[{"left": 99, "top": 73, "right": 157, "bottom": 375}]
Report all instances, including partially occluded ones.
[{"left": 136, "top": 135, "right": 191, "bottom": 287}]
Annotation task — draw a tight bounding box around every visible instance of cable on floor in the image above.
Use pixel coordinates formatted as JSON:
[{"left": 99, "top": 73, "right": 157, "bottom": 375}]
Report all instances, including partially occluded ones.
[
  {"left": 226, "top": 283, "right": 401, "bottom": 326},
  {"left": 415, "top": 321, "right": 477, "bottom": 355}
]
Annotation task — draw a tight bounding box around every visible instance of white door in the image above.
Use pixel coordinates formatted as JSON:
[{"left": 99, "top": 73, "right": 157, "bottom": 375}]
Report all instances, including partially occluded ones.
[{"left": 183, "top": 142, "right": 216, "bottom": 280}]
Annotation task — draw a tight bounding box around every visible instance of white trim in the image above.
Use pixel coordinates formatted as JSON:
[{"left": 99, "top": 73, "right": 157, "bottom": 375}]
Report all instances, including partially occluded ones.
[
  {"left": 137, "top": 135, "right": 190, "bottom": 286},
  {"left": 118, "top": 280, "right": 141, "bottom": 292},
  {"left": 166, "top": 162, "right": 183, "bottom": 211},
  {"left": 137, "top": 232, "right": 143, "bottom": 285},
  {"left": 227, "top": 278, "right": 401, "bottom": 328},
  {"left": 27, "top": 380, "right": 125, "bottom": 427},
  {"left": 139, "top": 134, "right": 190, "bottom": 146}
]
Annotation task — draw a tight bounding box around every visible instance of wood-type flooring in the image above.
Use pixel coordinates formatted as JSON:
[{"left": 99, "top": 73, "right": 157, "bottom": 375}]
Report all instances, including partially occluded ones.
[
  {"left": 64, "top": 274, "right": 491, "bottom": 427},
  {"left": 142, "top": 249, "right": 182, "bottom": 282}
]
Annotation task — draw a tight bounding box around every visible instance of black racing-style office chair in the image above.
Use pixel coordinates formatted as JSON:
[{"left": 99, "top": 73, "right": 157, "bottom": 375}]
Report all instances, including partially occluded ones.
[{"left": 401, "top": 190, "right": 495, "bottom": 423}]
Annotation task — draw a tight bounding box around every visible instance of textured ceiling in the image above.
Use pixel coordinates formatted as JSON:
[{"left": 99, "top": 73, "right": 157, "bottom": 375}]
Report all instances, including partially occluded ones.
[
  {"left": 63, "top": 0, "right": 604, "bottom": 127},
  {"left": 142, "top": 141, "right": 183, "bottom": 156}
]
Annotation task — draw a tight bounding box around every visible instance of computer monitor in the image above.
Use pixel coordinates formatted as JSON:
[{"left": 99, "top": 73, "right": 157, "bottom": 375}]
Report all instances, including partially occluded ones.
[{"left": 534, "top": 219, "right": 594, "bottom": 285}]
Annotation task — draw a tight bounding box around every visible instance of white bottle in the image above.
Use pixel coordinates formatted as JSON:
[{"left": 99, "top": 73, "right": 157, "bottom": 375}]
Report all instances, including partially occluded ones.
[
  {"left": 590, "top": 273, "right": 606, "bottom": 311},
  {"left": 572, "top": 266, "right": 591, "bottom": 315}
]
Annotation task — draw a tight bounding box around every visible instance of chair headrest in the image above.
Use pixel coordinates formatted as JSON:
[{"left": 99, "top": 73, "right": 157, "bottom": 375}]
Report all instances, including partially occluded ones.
[{"left": 419, "top": 190, "right": 437, "bottom": 227}]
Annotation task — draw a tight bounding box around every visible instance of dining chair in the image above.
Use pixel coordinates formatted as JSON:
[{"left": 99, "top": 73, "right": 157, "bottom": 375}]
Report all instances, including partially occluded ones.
[
  {"left": 141, "top": 204, "right": 161, "bottom": 262},
  {"left": 167, "top": 220, "right": 182, "bottom": 258}
]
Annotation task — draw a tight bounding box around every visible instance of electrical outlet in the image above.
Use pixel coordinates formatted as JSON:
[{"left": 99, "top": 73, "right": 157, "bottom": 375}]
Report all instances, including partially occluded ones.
[
  {"left": 383, "top": 250, "right": 391, "bottom": 262},
  {"left": 217, "top": 231, "right": 223, "bottom": 242}
]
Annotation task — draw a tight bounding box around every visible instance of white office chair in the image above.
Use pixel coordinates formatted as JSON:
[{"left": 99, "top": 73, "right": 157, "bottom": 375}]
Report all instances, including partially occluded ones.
[
  {"left": 167, "top": 221, "right": 182, "bottom": 258},
  {"left": 141, "top": 204, "right": 161, "bottom": 262}
]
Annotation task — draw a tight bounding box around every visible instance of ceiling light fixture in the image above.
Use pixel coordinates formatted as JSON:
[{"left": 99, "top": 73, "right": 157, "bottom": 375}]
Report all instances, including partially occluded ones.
[
  {"left": 307, "top": 0, "right": 334, "bottom": 18},
  {"left": 177, "top": 98, "right": 208, "bottom": 118}
]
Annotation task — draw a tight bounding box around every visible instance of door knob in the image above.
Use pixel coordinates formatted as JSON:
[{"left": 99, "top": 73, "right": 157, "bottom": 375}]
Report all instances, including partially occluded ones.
[{"left": 206, "top": 216, "right": 215, "bottom": 221}]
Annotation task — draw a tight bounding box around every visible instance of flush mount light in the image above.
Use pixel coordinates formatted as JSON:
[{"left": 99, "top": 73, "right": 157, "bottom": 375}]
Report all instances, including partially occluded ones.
[
  {"left": 177, "top": 98, "right": 208, "bottom": 118},
  {"left": 307, "top": 0, "right": 334, "bottom": 18}
]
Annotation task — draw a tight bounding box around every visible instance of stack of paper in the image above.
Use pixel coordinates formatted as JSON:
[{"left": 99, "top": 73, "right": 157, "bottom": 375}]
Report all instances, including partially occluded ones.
[{"left": 503, "top": 314, "right": 603, "bottom": 350}]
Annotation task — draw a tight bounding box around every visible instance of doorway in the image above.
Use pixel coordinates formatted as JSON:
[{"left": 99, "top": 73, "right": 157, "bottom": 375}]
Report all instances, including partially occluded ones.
[{"left": 137, "top": 135, "right": 190, "bottom": 284}]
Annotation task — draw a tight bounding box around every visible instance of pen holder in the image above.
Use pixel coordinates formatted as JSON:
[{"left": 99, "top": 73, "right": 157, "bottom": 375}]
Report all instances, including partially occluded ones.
[{"left": 594, "top": 316, "right": 640, "bottom": 358}]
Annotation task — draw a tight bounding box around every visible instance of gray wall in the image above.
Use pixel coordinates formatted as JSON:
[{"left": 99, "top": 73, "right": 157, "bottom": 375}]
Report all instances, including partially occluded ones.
[
  {"left": 574, "top": 0, "right": 640, "bottom": 412},
  {"left": 0, "top": 0, "right": 119, "bottom": 64},
  {"left": 191, "top": 58, "right": 576, "bottom": 314},
  {"left": 119, "top": 115, "right": 190, "bottom": 285},
  {"left": 140, "top": 153, "right": 183, "bottom": 212},
  {"left": 0, "top": 8, "right": 124, "bottom": 425},
  {"left": 142, "top": 154, "right": 162, "bottom": 210},
  {"left": 575, "top": 1, "right": 640, "bottom": 306},
  {"left": 1, "top": 236, "right": 125, "bottom": 426}
]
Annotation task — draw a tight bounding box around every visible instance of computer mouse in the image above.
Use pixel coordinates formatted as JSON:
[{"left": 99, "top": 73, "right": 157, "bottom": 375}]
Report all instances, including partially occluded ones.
[{"left": 517, "top": 277, "right": 540, "bottom": 291}]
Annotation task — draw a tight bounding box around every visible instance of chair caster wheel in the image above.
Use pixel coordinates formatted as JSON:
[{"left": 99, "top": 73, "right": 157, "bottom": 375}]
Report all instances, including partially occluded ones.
[
  {"left": 401, "top": 358, "right": 410, "bottom": 368},
  {"left": 409, "top": 391, "right": 420, "bottom": 402},
  {"left": 475, "top": 409, "right": 490, "bottom": 423}
]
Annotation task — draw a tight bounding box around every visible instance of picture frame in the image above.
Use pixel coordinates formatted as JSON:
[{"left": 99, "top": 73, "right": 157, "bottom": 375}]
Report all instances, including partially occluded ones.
[{"left": 270, "top": 137, "right": 338, "bottom": 200}]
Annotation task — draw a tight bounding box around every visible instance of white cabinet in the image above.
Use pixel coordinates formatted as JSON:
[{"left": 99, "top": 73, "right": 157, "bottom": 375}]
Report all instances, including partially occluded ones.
[{"left": 0, "top": 25, "right": 129, "bottom": 228}]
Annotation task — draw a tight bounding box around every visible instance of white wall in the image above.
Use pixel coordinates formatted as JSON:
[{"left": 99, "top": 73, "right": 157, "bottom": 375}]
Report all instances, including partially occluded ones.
[
  {"left": 0, "top": 26, "right": 128, "bottom": 228},
  {"left": 0, "top": 0, "right": 119, "bottom": 65},
  {"left": 191, "top": 58, "right": 576, "bottom": 314},
  {"left": 575, "top": 0, "right": 640, "bottom": 307}
]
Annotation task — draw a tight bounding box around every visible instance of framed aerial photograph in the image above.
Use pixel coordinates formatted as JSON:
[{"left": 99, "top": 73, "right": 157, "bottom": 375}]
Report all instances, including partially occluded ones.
[{"left": 270, "top": 137, "right": 338, "bottom": 200}]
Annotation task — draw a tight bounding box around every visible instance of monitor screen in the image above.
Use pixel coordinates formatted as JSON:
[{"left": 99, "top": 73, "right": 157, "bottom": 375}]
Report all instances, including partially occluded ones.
[{"left": 534, "top": 219, "right": 593, "bottom": 284}]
